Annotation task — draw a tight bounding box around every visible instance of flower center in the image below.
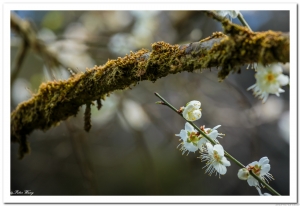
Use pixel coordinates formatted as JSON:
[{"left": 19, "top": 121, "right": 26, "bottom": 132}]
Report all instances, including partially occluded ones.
[
  {"left": 213, "top": 151, "right": 221, "bottom": 162},
  {"left": 253, "top": 165, "right": 261, "bottom": 175},
  {"left": 187, "top": 131, "right": 199, "bottom": 144},
  {"left": 248, "top": 165, "right": 261, "bottom": 175},
  {"left": 265, "top": 73, "right": 275, "bottom": 82}
]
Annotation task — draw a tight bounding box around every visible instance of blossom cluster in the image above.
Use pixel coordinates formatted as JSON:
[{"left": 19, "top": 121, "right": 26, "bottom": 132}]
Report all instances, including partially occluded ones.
[
  {"left": 175, "top": 100, "right": 274, "bottom": 195},
  {"left": 176, "top": 100, "right": 230, "bottom": 177},
  {"left": 170, "top": 10, "right": 282, "bottom": 195}
]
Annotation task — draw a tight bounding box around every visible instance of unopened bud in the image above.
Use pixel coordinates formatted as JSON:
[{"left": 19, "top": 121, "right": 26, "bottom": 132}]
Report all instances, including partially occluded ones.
[
  {"left": 237, "top": 168, "right": 249, "bottom": 180},
  {"left": 182, "top": 101, "right": 202, "bottom": 121}
]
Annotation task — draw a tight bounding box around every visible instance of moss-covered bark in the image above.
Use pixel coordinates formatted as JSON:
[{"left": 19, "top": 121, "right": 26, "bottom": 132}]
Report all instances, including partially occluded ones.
[{"left": 11, "top": 27, "right": 289, "bottom": 158}]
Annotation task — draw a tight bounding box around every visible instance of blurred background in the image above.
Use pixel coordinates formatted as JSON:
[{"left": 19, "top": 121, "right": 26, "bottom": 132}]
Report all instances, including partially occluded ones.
[{"left": 11, "top": 10, "right": 290, "bottom": 195}]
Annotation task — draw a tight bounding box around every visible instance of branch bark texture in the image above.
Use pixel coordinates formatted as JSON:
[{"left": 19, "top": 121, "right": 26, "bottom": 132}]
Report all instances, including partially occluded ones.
[{"left": 11, "top": 16, "right": 289, "bottom": 158}]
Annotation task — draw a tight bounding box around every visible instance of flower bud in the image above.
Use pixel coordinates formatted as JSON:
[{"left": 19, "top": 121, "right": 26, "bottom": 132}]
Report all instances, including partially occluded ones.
[
  {"left": 182, "top": 101, "right": 202, "bottom": 121},
  {"left": 237, "top": 168, "right": 249, "bottom": 180}
]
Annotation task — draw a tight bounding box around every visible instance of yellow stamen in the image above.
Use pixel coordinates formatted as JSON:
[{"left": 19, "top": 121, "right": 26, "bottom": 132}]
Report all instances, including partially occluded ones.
[
  {"left": 266, "top": 73, "right": 275, "bottom": 82},
  {"left": 213, "top": 151, "right": 221, "bottom": 162}
]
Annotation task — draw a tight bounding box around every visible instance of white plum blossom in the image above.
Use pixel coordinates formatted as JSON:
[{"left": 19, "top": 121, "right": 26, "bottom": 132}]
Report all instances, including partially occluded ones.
[
  {"left": 237, "top": 157, "right": 274, "bottom": 187},
  {"left": 182, "top": 100, "right": 202, "bottom": 121},
  {"left": 245, "top": 157, "right": 274, "bottom": 187},
  {"left": 175, "top": 123, "right": 225, "bottom": 155},
  {"left": 198, "top": 125, "right": 224, "bottom": 151},
  {"left": 256, "top": 187, "right": 272, "bottom": 196},
  {"left": 248, "top": 63, "right": 289, "bottom": 103},
  {"left": 200, "top": 143, "right": 231, "bottom": 177},
  {"left": 175, "top": 122, "right": 201, "bottom": 155},
  {"left": 214, "top": 10, "right": 240, "bottom": 18}
]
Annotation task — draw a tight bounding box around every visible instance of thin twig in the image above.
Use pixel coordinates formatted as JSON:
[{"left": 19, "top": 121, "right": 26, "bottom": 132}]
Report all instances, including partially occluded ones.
[
  {"left": 237, "top": 12, "right": 252, "bottom": 31},
  {"left": 205, "top": 11, "right": 253, "bottom": 32},
  {"left": 204, "top": 11, "right": 253, "bottom": 34},
  {"left": 11, "top": 38, "right": 29, "bottom": 85}
]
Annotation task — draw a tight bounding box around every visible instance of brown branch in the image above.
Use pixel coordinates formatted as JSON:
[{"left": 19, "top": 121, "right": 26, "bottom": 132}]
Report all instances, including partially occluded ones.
[
  {"left": 11, "top": 12, "right": 69, "bottom": 73},
  {"left": 11, "top": 38, "right": 29, "bottom": 85},
  {"left": 11, "top": 25, "right": 289, "bottom": 158}
]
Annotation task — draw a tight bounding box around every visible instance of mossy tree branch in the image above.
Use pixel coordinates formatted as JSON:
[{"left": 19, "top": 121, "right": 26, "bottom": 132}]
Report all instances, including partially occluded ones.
[{"left": 11, "top": 18, "right": 289, "bottom": 158}]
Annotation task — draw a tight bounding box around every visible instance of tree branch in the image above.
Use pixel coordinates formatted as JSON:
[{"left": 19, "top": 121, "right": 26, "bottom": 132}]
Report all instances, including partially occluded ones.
[
  {"left": 11, "top": 24, "right": 289, "bottom": 158},
  {"left": 11, "top": 12, "right": 69, "bottom": 73}
]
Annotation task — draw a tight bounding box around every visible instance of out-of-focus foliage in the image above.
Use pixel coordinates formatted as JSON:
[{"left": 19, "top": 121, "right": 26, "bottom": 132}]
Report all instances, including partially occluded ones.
[{"left": 11, "top": 10, "right": 289, "bottom": 195}]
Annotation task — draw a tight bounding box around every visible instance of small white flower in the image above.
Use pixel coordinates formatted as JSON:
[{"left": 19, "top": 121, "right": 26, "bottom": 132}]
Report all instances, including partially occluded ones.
[
  {"left": 248, "top": 63, "right": 289, "bottom": 103},
  {"left": 182, "top": 100, "right": 202, "bottom": 121},
  {"left": 245, "top": 157, "right": 274, "bottom": 187},
  {"left": 237, "top": 168, "right": 250, "bottom": 180},
  {"left": 256, "top": 187, "right": 272, "bottom": 196},
  {"left": 200, "top": 143, "right": 231, "bottom": 177},
  {"left": 175, "top": 122, "right": 200, "bottom": 155},
  {"left": 198, "top": 125, "right": 224, "bottom": 151},
  {"left": 214, "top": 10, "right": 240, "bottom": 18}
]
